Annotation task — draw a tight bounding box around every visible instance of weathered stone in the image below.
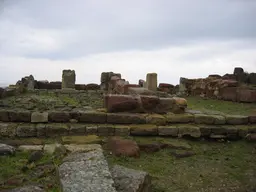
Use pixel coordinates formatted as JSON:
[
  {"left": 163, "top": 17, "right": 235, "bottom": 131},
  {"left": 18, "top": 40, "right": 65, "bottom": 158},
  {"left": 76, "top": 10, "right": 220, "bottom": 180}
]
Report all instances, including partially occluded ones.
[
  {"left": 18, "top": 145, "right": 43, "bottom": 151},
  {"left": 58, "top": 145, "right": 116, "bottom": 192},
  {"left": 31, "top": 112, "right": 48, "bottom": 123},
  {"left": 177, "top": 124, "right": 201, "bottom": 138},
  {"left": 146, "top": 73, "right": 157, "bottom": 91},
  {"left": 111, "top": 165, "right": 152, "bottom": 192},
  {"left": 107, "top": 137, "right": 140, "bottom": 158},
  {"left": 219, "top": 87, "right": 237, "bottom": 102},
  {"left": 146, "top": 114, "right": 166, "bottom": 125},
  {"left": 237, "top": 89, "right": 256, "bottom": 103},
  {"left": 48, "top": 111, "right": 71, "bottom": 122},
  {"left": 171, "top": 150, "right": 196, "bottom": 158},
  {"left": 105, "top": 94, "right": 141, "bottom": 113},
  {"left": 130, "top": 124, "right": 158, "bottom": 136},
  {"left": 249, "top": 115, "right": 256, "bottom": 124},
  {"left": 8, "top": 111, "right": 31, "bottom": 122},
  {"left": 79, "top": 111, "right": 106, "bottom": 123},
  {"left": 226, "top": 115, "right": 248, "bottom": 125},
  {"left": 158, "top": 125, "right": 178, "bottom": 136},
  {"left": 16, "top": 124, "right": 36, "bottom": 137},
  {"left": 69, "top": 124, "right": 86, "bottom": 135},
  {"left": 210, "top": 125, "right": 226, "bottom": 135},
  {"left": 245, "top": 133, "right": 256, "bottom": 141},
  {"left": 3, "top": 185, "right": 45, "bottom": 192},
  {"left": 197, "top": 125, "right": 213, "bottom": 137},
  {"left": 86, "top": 83, "right": 100, "bottom": 90},
  {"left": 155, "top": 98, "right": 175, "bottom": 114},
  {"left": 43, "top": 143, "right": 66, "bottom": 154},
  {"left": 248, "top": 73, "right": 256, "bottom": 84},
  {"left": 46, "top": 124, "right": 69, "bottom": 136},
  {"left": 234, "top": 67, "right": 244, "bottom": 75},
  {"left": 0, "top": 123, "right": 17, "bottom": 137},
  {"left": 194, "top": 114, "right": 215, "bottom": 124},
  {"left": 97, "top": 124, "right": 115, "bottom": 136},
  {"left": 223, "top": 125, "right": 238, "bottom": 139},
  {"left": 62, "top": 135, "right": 102, "bottom": 145},
  {"left": 36, "top": 124, "right": 47, "bottom": 137},
  {"left": 127, "top": 87, "right": 156, "bottom": 96},
  {"left": 114, "top": 125, "right": 130, "bottom": 136},
  {"left": 166, "top": 113, "right": 194, "bottom": 123},
  {"left": 62, "top": 69, "right": 76, "bottom": 89},
  {"left": 213, "top": 115, "right": 226, "bottom": 125},
  {"left": 172, "top": 97, "right": 187, "bottom": 113},
  {"left": 64, "top": 143, "right": 102, "bottom": 153},
  {"left": 236, "top": 125, "right": 249, "bottom": 138},
  {"left": 86, "top": 125, "right": 98, "bottom": 135},
  {"left": 140, "top": 95, "right": 159, "bottom": 112},
  {"left": 209, "top": 134, "right": 227, "bottom": 139},
  {"left": 107, "top": 113, "right": 146, "bottom": 124},
  {"left": 0, "top": 143, "right": 16, "bottom": 156},
  {"left": 248, "top": 125, "right": 256, "bottom": 133}
]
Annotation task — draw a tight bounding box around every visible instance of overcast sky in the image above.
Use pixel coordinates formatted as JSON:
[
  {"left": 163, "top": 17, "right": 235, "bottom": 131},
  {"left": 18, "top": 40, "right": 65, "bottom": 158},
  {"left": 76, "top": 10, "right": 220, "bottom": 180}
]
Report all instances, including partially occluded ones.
[{"left": 0, "top": 0, "right": 255, "bottom": 85}]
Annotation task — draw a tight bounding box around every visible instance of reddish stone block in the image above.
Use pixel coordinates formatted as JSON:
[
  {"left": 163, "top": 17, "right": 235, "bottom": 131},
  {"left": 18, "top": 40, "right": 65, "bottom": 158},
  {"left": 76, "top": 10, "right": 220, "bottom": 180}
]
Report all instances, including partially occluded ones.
[
  {"left": 104, "top": 94, "right": 142, "bottom": 113},
  {"left": 140, "top": 96, "right": 160, "bottom": 112},
  {"left": 219, "top": 87, "right": 237, "bottom": 101},
  {"left": 237, "top": 89, "right": 256, "bottom": 103}
]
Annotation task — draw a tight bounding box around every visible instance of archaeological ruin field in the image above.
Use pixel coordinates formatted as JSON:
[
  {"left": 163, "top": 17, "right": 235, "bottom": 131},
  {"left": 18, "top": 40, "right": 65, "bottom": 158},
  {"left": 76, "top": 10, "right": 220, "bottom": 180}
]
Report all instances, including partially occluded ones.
[{"left": 0, "top": 68, "right": 255, "bottom": 192}]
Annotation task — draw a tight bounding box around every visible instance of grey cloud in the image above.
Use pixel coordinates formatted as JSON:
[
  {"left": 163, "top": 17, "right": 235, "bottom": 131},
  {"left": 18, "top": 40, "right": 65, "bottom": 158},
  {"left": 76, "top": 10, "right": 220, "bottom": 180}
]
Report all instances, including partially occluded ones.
[{"left": 0, "top": 0, "right": 256, "bottom": 59}]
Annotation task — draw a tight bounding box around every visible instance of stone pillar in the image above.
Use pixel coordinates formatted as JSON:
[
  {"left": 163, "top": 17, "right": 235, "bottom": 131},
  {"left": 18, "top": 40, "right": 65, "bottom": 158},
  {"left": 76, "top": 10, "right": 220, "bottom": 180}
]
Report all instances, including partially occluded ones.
[
  {"left": 146, "top": 73, "right": 157, "bottom": 91},
  {"left": 62, "top": 70, "right": 76, "bottom": 89},
  {"left": 179, "top": 77, "right": 187, "bottom": 95}
]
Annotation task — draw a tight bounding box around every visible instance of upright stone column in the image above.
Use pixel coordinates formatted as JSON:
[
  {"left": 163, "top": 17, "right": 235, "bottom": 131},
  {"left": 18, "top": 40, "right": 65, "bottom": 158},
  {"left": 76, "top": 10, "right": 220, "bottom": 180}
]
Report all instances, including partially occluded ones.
[
  {"left": 146, "top": 73, "right": 157, "bottom": 91},
  {"left": 62, "top": 70, "right": 76, "bottom": 89}
]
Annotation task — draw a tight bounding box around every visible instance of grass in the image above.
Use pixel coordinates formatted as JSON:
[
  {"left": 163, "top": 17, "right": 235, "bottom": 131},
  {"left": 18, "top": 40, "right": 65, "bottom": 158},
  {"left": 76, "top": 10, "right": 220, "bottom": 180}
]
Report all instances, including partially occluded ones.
[
  {"left": 105, "top": 137, "right": 256, "bottom": 192},
  {"left": 0, "top": 151, "right": 62, "bottom": 192},
  {"left": 186, "top": 96, "right": 256, "bottom": 115}
]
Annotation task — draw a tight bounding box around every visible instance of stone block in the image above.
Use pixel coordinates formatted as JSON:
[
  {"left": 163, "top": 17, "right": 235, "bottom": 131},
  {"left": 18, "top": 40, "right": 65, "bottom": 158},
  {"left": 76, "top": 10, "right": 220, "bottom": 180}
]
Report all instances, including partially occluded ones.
[
  {"left": 245, "top": 133, "right": 256, "bottom": 141},
  {"left": 62, "top": 69, "right": 76, "bottom": 89},
  {"left": 36, "top": 124, "right": 47, "bottom": 137},
  {"left": 249, "top": 115, "right": 256, "bottom": 124},
  {"left": 248, "top": 125, "right": 256, "bottom": 133},
  {"left": 31, "top": 112, "right": 48, "bottom": 123},
  {"left": 86, "top": 83, "right": 100, "bottom": 90},
  {"left": 146, "top": 114, "right": 166, "bottom": 125},
  {"left": 213, "top": 115, "right": 226, "bottom": 125},
  {"left": 158, "top": 125, "right": 178, "bottom": 136},
  {"left": 226, "top": 115, "right": 248, "bottom": 125},
  {"left": 222, "top": 125, "right": 238, "bottom": 139},
  {"left": 219, "top": 87, "right": 237, "bottom": 102},
  {"left": 130, "top": 124, "right": 158, "bottom": 136},
  {"left": 197, "top": 125, "right": 212, "bottom": 137},
  {"left": 146, "top": 73, "right": 157, "bottom": 91},
  {"left": 248, "top": 73, "right": 256, "bottom": 84},
  {"left": 177, "top": 124, "right": 201, "bottom": 138},
  {"left": 0, "top": 110, "right": 10, "bottom": 122},
  {"left": 237, "top": 89, "right": 256, "bottom": 103},
  {"left": 155, "top": 98, "right": 175, "bottom": 114},
  {"left": 69, "top": 124, "right": 86, "bottom": 135},
  {"left": 194, "top": 114, "right": 215, "bottom": 124},
  {"left": 46, "top": 123, "right": 69, "bottom": 136},
  {"left": 0, "top": 123, "right": 17, "bottom": 137},
  {"left": 97, "top": 124, "right": 115, "bottom": 136},
  {"left": 9, "top": 110, "right": 31, "bottom": 122},
  {"left": 236, "top": 125, "right": 249, "bottom": 138},
  {"left": 48, "top": 111, "right": 71, "bottom": 122},
  {"left": 127, "top": 87, "right": 156, "bottom": 96},
  {"left": 166, "top": 113, "right": 194, "bottom": 123},
  {"left": 107, "top": 113, "right": 146, "bottom": 124},
  {"left": 16, "top": 124, "right": 37, "bottom": 137},
  {"left": 110, "top": 165, "right": 152, "bottom": 192},
  {"left": 114, "top": 125, "right": 130, "bottom": 136},
  {"left": 86, "top": 125, "right": 98, "bottom": 135},
  {"left": 58, "top": 145, "right": 116, "bottom": 192},
  {"left": 104, "top": 94, "right": 142, "bottom": 113},
  {"left": 79, "top": 112, "right": 106, "bottom": 123},
  {"left": 210, "top": 125, "right": 226, "bottom": 135},
  {"left": 140, "top": 95, "right": 159, "bottom": 112}
]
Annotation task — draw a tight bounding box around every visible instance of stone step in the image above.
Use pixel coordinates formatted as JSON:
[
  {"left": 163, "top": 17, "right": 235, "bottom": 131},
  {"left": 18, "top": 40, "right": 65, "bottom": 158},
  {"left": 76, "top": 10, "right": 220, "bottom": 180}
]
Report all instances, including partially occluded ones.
[{"left": 0, "top": 122, "right": 255, "bottom": 140}]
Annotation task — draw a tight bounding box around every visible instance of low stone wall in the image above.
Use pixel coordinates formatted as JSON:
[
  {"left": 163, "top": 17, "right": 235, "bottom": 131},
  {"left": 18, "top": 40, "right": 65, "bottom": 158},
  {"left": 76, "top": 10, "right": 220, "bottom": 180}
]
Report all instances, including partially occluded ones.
[{"left": 0, "top": 121, "right": 255, "bottom": 140}]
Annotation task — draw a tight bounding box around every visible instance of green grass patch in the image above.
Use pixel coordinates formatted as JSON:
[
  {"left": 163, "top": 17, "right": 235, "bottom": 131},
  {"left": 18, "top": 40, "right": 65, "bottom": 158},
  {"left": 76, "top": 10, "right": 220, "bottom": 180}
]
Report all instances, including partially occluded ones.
[
  {"left": 105, "top": 137, "right": 256, "bottom": 192},
  {"left": 186, "top": 96, "right": 256, "bottom": 115}
]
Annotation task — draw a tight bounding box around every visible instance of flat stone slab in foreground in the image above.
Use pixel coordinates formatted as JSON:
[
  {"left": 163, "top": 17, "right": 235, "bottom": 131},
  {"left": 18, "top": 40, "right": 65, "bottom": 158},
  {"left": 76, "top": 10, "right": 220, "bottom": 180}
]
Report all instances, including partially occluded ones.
[{"left": 58, "top": 144, "right": 116, "bottom": 192}]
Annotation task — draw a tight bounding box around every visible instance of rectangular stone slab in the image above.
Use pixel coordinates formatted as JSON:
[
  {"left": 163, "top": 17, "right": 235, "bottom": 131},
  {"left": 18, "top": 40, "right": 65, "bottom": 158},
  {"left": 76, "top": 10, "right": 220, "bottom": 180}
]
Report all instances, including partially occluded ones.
[{"left": 58, "top": 145, "right": 116, "bottom": 192}]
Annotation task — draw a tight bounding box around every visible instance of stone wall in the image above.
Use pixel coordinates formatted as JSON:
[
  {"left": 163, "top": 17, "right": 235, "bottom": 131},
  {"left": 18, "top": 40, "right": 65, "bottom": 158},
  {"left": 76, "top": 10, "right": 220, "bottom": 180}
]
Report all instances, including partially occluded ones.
[
  {"left": 0, "top": 112, "right": 255, "bottom": 140},
  {"left": 178, "top": 67, "right": 256, "bottom": 103}
]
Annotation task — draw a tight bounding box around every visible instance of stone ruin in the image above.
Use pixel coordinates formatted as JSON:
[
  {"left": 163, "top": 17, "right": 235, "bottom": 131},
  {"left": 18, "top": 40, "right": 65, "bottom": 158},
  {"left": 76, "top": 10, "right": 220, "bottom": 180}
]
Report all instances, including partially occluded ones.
[
  {"left": 178, "top": 67, "right": 256, "bottom": 103},
  {"left": 62, "top": 69, "right": 76, "bottom": 89}
]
